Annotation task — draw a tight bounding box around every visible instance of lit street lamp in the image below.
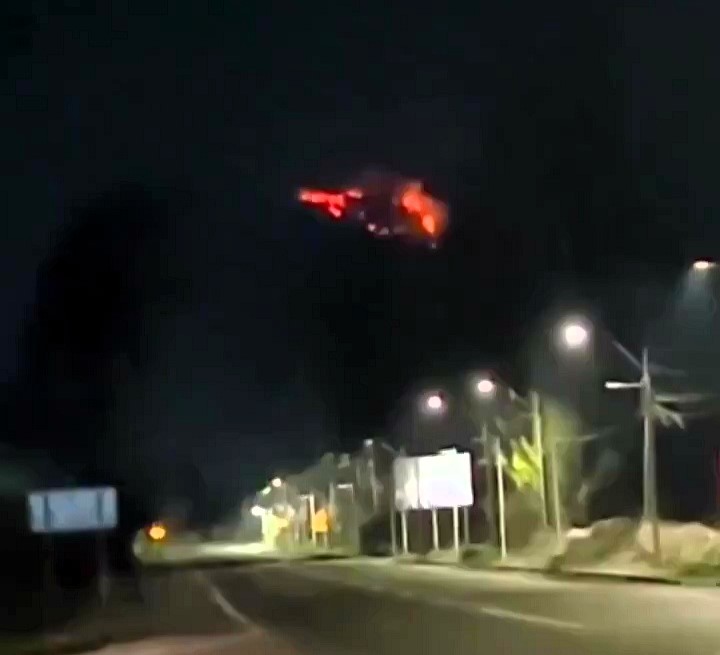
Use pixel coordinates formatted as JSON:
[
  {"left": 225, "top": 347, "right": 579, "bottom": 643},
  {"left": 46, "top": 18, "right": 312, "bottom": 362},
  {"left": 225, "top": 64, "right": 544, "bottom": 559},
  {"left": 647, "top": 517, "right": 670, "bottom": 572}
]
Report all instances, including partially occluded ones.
[
  {"left": 692, "top": 259, "right": 716, "bottom": 271},
  {"left": 476, "top": 378, "right": 496, "bottom": 396},
  {"left": 560, "top": 320, "right": 590, "bottom": 350},
  {"left": 605, "top": 347, "right": 661, "bottom": 561},
  {"left": 563, "top": 316, "right": 662, "bottom": 560},
  {"left": 470, "top": 374, "right": 553, "bottom": 546},
  {"left": 250, "top": 505, "right": 265, "bottom": 517},
  {"left": 271, "top": 477, "right": 283, "bottom": 489},
  {"left": 425, "top": 393, "right": 444, "bottom": 412}
]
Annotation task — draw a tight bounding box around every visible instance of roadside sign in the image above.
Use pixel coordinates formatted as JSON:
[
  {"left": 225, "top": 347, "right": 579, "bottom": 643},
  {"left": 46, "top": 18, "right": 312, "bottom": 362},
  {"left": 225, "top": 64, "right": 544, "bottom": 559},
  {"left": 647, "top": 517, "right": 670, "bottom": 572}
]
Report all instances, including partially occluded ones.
[
  {"left": 28, "top": 487, "right": 118, "bottom": 534},
  {"left": 312, "top": 508, "right": 330, "bottom": 534},
  {"left": 394, "top": 452, "right": 473, "bottom": 510}
]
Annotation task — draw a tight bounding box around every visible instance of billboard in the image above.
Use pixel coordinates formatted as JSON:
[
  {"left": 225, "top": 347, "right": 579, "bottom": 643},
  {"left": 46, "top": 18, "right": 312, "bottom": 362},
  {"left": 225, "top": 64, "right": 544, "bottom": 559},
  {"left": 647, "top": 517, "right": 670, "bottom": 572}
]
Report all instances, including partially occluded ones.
[
  {"left": 28, "top": 487, "right": 118, "bottom": 534},
  {"left": 394, "top": 451, "right": 473, "bottom": 510}
]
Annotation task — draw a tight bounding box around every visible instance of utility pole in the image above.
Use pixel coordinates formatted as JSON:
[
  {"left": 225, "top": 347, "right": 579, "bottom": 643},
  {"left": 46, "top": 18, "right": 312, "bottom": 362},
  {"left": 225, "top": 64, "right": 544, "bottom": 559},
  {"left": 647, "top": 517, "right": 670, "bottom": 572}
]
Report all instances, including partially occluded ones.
[
  {"left": 481, "top": 422, "right": 497, "bottom": 546},
  {"left": 494, "top": 436, "right": 507, "bottom": 560},
  {"left": 606, "top": 347, "right": 661, "bottom": 561},
  {"left": 530, "top": 391, "right": 548, "bottom": 526},
  {"left": 641, "top": 348, "right": 661, "bottom": 561},
  {"left": 548, "top": 425, "right": 563, "bottom": 548}
]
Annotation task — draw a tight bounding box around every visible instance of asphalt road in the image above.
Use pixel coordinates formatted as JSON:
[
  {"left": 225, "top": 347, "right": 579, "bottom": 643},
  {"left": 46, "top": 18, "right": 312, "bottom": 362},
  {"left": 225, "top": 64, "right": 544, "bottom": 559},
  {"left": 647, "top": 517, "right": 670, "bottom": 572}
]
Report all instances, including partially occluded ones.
[
  {"left": 89, "top": 558, "right": 720, "bottom": 654},
  {"left": 197, "top": 558, "right": 720, "bottom": 655}
]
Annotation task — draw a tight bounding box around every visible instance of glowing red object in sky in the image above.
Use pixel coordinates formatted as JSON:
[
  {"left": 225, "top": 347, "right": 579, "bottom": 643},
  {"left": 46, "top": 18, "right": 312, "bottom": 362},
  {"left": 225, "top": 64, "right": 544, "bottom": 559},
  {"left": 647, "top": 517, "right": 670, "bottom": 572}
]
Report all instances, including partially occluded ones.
[
  {"left": 396, "top": 182, "right": 447, "bottom": 237},
  {"left": 297, "top": 174, "right": 448, "bottom": 244},
  {"left": 297, "top": 188, "right": 366, "bottom": 221}
]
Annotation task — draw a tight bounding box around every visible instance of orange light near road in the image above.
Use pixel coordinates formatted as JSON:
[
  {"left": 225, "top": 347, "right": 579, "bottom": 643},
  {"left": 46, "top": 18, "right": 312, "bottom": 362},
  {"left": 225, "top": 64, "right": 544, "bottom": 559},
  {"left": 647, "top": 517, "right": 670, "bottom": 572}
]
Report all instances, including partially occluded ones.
[{"left": 148, "top": 522, "right": 167, "bottom": 542}]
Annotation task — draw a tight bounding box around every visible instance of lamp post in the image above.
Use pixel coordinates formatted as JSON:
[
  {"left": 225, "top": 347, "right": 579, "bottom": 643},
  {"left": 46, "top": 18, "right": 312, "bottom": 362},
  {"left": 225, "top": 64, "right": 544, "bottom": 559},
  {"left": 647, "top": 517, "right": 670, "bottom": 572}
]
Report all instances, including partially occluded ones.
[
  {"left": 472, "top": 375, "right": 560, "bottom": 553},
  {"left": 605, "top": 348, "right": 661, "bottom": 561},
  {"left": 560, "top": 317, "right": 664, "bottom": 561}
]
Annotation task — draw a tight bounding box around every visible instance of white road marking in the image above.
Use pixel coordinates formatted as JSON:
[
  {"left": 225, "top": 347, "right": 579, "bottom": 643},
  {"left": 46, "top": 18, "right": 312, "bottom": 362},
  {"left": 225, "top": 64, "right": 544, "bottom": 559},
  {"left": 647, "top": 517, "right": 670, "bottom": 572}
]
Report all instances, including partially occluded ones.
[
  {"left": 275, "top": 563, "right": 586, "bottom": 633},
  {"left": 479, "top": 605, "right": 585, "bottom": 632},
  {"left": 194, "top": 572, "right": 253, "bottom": 627}
]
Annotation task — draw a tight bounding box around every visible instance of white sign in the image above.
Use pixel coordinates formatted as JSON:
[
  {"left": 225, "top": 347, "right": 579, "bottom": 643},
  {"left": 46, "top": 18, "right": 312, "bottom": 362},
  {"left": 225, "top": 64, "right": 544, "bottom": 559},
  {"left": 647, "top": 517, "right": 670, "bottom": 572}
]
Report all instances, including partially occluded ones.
[
  {"left": 393, "top": 456, "right": 420, "bottom": 511},
  {"left": 394, "top": 452, "right": 473, "bottom": 510},
  {"left": 28, "top": 487, "right": 118, "bottom": 534}
]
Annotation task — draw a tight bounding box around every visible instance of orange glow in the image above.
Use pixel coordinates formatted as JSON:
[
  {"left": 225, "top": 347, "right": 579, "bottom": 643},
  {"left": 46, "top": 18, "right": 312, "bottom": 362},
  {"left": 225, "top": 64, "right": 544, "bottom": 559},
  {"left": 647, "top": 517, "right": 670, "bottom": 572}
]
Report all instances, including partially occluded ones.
[
  {"left": 398, "top": 183, "right": 447, "bottom": 236},
  {"left": 298, "top": 178, "right": 448, "bottom": 241},
  {"left": 421, "top": 214, "right": 436, "bottom": 235},
  {"left": 148, "top": 523, "right": 167, "bottom": 542},
  {"left": 297, "top": 187, "right": 350, "bottom": 220}
]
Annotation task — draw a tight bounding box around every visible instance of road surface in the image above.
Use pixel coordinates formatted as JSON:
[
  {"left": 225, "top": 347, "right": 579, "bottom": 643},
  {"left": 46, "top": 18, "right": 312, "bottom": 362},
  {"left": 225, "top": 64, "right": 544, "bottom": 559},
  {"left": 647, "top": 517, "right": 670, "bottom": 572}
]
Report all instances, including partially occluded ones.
[
  {"left": 82, "top": 558, "right": 720, "bottom": 653},
  {"left": 200, "top": 558, "right": 720, "bottom": 655}
]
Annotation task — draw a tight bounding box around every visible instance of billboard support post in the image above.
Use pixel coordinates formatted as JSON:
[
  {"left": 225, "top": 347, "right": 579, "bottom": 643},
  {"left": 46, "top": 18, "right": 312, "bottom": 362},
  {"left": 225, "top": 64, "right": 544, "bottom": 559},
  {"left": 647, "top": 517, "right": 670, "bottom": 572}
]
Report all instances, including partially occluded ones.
[
  {"left": 452, "top": 506, "right": 460, "bottom": 554},
  {"left": 97, "top": 531, "right": 109, "bottom": 607},
  {"left": 463, "top": 506, "right": 470, "bottom": 545},
  {"left": 400, "top": 510, "right": 409, "bottom": 554},
  {"left": 431, "top": 508, "right": 439, "bottom": 550}
]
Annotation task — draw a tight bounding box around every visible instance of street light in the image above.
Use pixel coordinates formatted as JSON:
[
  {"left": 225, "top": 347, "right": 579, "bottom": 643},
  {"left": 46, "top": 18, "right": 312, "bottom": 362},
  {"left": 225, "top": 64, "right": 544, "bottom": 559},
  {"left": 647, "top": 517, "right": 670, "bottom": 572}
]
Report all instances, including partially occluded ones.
[
  {"left": 560, "top": 320, "right": 590, "bottom": 349},
  {"left": 476, "top": 378, "right": 496, "bottom": 396},
  {"left": 692, "top": 259, "right": 716, "bottom": 271},
  {"left": 250, "top": 505, "right": 265, "bottom": 517},
  {"left": 426, "top": 393, "right": 444, "bottom": 412},
  {"left": 563, "top": 316, "right": 662, "bottom": 560},
  {"left": 271, "top": 477, "right": 283, "bottom": 489},
  {"left": 261, "top": 486, "right": 271, "bottom": 496}
]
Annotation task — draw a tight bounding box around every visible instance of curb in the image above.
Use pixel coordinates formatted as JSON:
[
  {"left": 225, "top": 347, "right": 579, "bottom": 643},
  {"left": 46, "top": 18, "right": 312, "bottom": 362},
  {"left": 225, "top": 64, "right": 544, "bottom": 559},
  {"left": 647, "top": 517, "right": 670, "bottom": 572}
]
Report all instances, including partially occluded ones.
[{"left": 494, "top": 564, "right": 684, "bottom": 586}]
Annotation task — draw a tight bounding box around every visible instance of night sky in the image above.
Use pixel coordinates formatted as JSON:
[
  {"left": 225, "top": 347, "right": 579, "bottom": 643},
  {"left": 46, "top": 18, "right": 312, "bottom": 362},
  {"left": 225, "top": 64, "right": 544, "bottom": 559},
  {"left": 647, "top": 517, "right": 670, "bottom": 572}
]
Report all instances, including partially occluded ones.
[{"left": 3, "top": 2, "right": 720, "bottom": 521}]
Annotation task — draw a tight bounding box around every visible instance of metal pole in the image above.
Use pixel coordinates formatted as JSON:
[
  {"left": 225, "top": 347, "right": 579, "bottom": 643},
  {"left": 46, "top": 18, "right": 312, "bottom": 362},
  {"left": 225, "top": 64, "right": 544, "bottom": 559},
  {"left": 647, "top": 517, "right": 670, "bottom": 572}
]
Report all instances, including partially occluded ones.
[
  {"left": 389, "top": 471, "right": 397, "bottom": 555},
  {"left": 401, "top": 510, "right": 409, "bottom": 554},
  {"left": 548, "top": 428, "right": 563, "bottom": 549},
  {"left": 482, "top": 422, "right": 498, "bottom": 546},
  {"left": 530, "top": 391, "right": 549, "bottom": 526},
  {"left": 349, "top": 484, "right": 359, "bottom": 553},
  {"left": 452, "top": 506, "right": 460, "bottom": 554},
  {"left": 495, "top": 437, "right": 507, "bottom": 560},
  {"left": 97, "top": 531, "right": 109, "bottom": 607},
  {"left": 431, "top": 508, "right": 439, "bottom": 550},
  {"left": 309, "top": 493, "right": 317, "bottom": 546},
  {"left": 368, "top": 443, "right": 379, "bottom": 512},
  {"left": 463, "top": 506, "right": 470, "bottom": 545},
  {"left": 642, "top": 347, "right": 661, "bottom": 561}
]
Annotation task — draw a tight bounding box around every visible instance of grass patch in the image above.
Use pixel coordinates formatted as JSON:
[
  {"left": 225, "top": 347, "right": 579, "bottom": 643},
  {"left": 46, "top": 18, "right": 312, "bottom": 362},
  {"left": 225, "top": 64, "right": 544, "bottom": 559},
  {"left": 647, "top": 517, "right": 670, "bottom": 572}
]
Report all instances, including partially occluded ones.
[
  {"left": 675, "top": 561, "right": 720, "bottom": 579},
  {"left": 460, "top": 545, "right": 499, "bottom": 569}
]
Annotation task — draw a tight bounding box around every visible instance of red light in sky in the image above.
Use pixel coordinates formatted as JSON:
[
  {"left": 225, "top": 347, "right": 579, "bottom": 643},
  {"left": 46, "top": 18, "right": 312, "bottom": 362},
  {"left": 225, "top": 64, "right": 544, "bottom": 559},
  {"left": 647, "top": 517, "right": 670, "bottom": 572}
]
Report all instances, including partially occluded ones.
[{"left": 297, "top": 174, "right": 448, "bottom": 242}]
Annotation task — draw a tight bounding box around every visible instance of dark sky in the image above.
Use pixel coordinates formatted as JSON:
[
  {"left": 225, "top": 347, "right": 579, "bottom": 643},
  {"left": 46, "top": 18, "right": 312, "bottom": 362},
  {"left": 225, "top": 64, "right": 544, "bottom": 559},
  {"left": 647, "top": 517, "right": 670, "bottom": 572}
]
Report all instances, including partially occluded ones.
[{"left": 3, "top": 2, "right": 720, "bottom": 517}]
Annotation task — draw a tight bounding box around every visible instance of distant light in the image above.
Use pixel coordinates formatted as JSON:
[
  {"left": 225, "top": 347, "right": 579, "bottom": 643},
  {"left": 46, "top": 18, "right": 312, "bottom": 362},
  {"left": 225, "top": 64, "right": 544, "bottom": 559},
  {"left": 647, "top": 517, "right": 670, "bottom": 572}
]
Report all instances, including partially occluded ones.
[
  {"left": 147, "top": 523, "right": 167, "bottom": 542},
  {"left": 261, "top": 486, "right": 271, "bottom": 496},
  {"left": 271, "top": 477, "right": 283, "bottom": 488},
  {"left": 476, "top": 378, "right": 496, "bottom": 395},
  {"left": 560, "top": 321, "right": 589, "bottom": 349},
  {"left": 250, "top": 505, "right": 265, "bottom": 517},
  {"left": 692, "top": 260, "right": 715, "bottom": 271},
  {"left": 363, "top": 438, "right": 374, "bottom": 447},
  {"left": 426, "top": 394, "right": 443, "bottom": 411}
]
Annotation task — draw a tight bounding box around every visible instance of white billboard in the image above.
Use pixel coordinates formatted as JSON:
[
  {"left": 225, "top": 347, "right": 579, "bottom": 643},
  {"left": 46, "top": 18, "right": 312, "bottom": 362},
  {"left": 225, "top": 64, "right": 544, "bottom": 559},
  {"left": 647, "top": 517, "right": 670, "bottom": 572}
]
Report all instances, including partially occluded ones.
[
  {"left": 28, "top": 487, "right": 118, "bottom": 534},
  {"left": 394, "top": 451, "right": 473, "bottom": 510},
  {"left": 393, "top": 456, "right": 420, "bottom": 511}
]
